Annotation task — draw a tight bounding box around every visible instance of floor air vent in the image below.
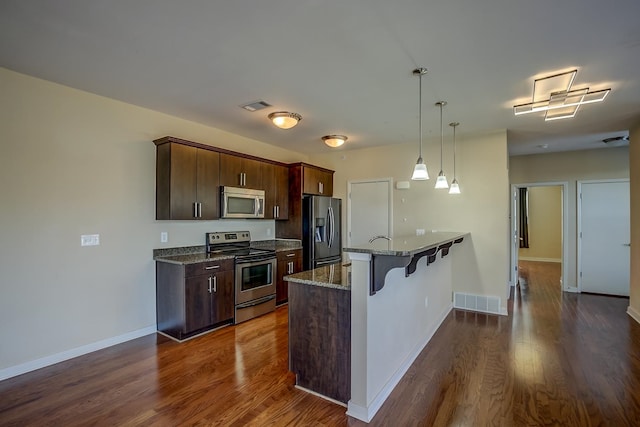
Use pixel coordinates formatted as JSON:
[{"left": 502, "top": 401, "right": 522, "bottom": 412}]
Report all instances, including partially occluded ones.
[{"left": 453, "top": 292, "right": 501, "bottom": 315}]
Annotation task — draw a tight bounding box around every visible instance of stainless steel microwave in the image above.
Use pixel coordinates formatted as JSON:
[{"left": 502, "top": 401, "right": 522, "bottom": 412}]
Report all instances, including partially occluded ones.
[{"left": 221, "top": 186, "right": 265, "bottom": 219}]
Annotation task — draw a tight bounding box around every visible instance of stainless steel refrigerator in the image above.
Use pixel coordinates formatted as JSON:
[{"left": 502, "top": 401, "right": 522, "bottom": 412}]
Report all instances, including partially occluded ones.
[{"left": 302, "top": 195, "right": 342, "bottom": 270}]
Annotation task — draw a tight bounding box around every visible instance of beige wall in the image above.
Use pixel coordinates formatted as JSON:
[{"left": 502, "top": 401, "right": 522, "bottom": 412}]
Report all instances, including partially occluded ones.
[
  {"left": 630, "top": 122, "right": 640, "bottom": 322},
  {"left": 510, "top": 147, "right": 629, "bottom": 288},
  {"left": 519, "top": 186, "right": 562, "bottom": 262},
  {"left": 313, "top": 130, "right": 511, "bottom": 311},
  {"left": 0, "top": 67, "right": 309, "bottom": 373}
]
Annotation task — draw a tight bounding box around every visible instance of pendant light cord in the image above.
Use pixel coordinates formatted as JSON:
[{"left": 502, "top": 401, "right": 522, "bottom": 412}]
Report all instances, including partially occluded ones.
[
  {"left": 452, "top": 124, "right": 456, "bottom": 178},
  {"left": 419, "top": 71, "right": 423, "bottom": 160},
  {"left": 439, "top": 102, "right": 443, "bottom": 169}
]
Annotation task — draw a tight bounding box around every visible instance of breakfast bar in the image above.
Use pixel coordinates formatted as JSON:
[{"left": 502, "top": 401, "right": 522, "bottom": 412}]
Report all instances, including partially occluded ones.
[{"left": 286, "top": 231, "right": 468, "bottom": 423}]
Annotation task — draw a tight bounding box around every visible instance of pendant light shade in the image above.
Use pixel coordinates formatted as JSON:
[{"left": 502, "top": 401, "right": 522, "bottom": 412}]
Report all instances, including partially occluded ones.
[
  {"left": 411, "top": 68, "right": 429, "bottom": 180},
  {"left": 434, "top": 101, "right": 449, "bottom": 189},
  {"left": 449, "top": 122, "right": 461, "bottom": 194}
]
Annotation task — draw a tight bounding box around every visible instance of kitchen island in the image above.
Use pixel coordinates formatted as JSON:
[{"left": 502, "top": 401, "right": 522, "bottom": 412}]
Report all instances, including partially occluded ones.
[
  {"left": 286, "top": 231, "right": 467, "bottom": 423},
  {"left": 285, "top": 263, "right": 351, "bottom": 404}
]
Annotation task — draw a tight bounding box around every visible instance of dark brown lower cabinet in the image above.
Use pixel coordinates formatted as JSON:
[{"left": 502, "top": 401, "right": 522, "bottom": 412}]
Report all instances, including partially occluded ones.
[
  {"left": 157, "top": 259, "right": 234, "bottom": 341},
  {"left": 288, "top": 281, "right": 351, "bottom": 403},
  {"left": 276, "top": 248, "right": 302, "bottom": 305}
]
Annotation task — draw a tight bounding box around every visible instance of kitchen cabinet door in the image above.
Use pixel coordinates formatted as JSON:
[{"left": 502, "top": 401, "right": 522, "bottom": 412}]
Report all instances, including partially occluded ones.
[
  {"left": 274, "top": 164, "right": 289, "bottom": 219},
  {"left": 185, "top": 275, "right": 214, "bottom": 334},
  {"left": 211, "top": 270, "right": 234, "bottom": 324},
  {"left": 303, "top": 166, "right": 334, "bottom": 196},
  {"left": 220, "top": 153, "right": 263, "bottom": 189},
  {"left": 156, "top": 142, "right": 219, "bottom": 220},
  {"left": 263, "top": 163, "right": 289, "bottom": 220},
  {"left": 196, "top": 149, "right": 220, "bottom": 219},
  {"left": 276, "top": 248, "right": 302, "bottom": 305}
]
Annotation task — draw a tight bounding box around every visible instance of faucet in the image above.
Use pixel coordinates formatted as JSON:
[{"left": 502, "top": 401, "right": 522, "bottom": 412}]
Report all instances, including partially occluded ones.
[{"left": 369, "top": 235, "right": 392, "bottom": 243}]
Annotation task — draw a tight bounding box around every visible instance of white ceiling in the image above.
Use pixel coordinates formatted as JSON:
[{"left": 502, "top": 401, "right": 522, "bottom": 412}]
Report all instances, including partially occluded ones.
[{"left": 1, "top": 0, "right": 639, "bottom": 155}]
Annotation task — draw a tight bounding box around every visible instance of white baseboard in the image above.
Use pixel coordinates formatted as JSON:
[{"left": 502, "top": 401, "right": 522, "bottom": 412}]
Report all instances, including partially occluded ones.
[
  {"left": 347, "top": 303, "right": 452, "bottom": 423},
  {"left": 518, "top": 257, "right": 561, "bottom": 263},
  {"left": 0, "top": 325, "right": 157, "bottom": 381},
  {"left": 628, "top": 306, "right": 640, "bottom": 325}
]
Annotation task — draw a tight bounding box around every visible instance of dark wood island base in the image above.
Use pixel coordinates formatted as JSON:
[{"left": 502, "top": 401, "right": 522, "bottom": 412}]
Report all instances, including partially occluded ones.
[{"left": 287, "top": 266, "right": 351, "bottom": 404}]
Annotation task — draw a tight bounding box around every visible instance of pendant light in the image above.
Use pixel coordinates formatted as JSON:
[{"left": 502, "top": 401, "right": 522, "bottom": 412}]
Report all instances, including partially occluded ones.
[
  {"left": 449, "top": 122, "right": 461, "bottom": 194},
  {"left": 434, "top": 101, "right": 449, "bottom": 189},
  {"left": 411, "top": 68, "right": 429, "bottom": 180}
]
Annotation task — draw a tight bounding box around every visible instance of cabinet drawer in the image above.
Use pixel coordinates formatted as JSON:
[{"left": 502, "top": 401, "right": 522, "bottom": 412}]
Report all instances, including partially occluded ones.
[
  {"left": 185, "top": 258, "right": 234, "bottom": 277},
  {"left": 277, "top": 248, "right": 302, "bottom": 261}
]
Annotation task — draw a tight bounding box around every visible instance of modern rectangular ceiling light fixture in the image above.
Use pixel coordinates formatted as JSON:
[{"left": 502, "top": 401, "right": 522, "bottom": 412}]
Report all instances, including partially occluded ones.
[{"left": 513, "top": 70, "right": 610, "bottom": 121}]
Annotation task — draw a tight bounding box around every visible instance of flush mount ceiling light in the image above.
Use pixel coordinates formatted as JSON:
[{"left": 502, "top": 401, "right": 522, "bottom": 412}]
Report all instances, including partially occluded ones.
[
  {"left": 513, "top": 70, "right": 610, "bottom": 121},
  {"left": 268, "top": 111, "right": 302, "bottom": 129},
  {"left": 448, "top": 122, "right": 460, "bottom": 195},
  {"left": 411, "top": 67, "right": 429, "bottom": 181},
  {"left": 434, "top": 101, "right": 449, "bottom": 189},
  {"left": 322, "top": 135, "right": 347, "bottom": 148}
]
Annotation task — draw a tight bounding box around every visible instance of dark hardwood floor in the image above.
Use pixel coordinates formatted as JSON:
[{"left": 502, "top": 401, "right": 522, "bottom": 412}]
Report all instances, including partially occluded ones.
[{"left": 1, "top": 260, "right": 639, "bottom": 426}]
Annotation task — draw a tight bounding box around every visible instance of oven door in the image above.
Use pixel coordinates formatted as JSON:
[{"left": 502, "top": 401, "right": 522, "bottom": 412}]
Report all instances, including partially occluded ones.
[{"left": 235, "top": 257, "right": 276, "bottom": 305}]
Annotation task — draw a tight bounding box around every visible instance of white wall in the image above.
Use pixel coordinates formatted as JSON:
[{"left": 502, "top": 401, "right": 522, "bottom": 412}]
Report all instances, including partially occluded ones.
[
  {"left": 0, "top": 68, "right": 307, "bottom": 375},
  {"left": 314, "top": 129, "right": 511, "bottom": 311},
  {"left": 519, "top": 186, "right": 562, "bottom": 262},
  {"left": 509, "top": 147, "right": 629, "bottom": 287}
]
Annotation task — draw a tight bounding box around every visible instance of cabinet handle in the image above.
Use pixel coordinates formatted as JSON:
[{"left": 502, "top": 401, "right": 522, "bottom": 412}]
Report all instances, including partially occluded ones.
[
  {"left": 205, "top": 265, "right": 220, "bottom": 270},
  {"left": 213, "top": 275, "right": 217, "bottom": 293},
  {"left": 286, "top": 253, "right": 295, "bottom": 257},
  {"left": 193, "top": 202, "right": 198, "bottom": 218},
  {"left": 208, "top": 276, "right": 213, "bottom": 293},
  {"left": 318, "top": 182, "right": 323, "bottom": 194},
  {"left": 275, "top": 205, "right": 279, "bottom": 218},
  {"left": 198, "top": 202, "right": 202, "bottom": 218}
]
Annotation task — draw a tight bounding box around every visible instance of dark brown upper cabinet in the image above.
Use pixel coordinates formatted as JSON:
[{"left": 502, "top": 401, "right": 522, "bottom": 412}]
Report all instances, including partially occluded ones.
[
  {"left": 219, "top": 153, "right": 263, "bottom": 189},
  {"left": 155, "top": 141, "right": 219, "bottom": 220},
  {"left": 303, "top": 165, "right": 334, "bottom": 196},
  {"left": 263, "top": 163, "right": 289, "bottom": 220}
]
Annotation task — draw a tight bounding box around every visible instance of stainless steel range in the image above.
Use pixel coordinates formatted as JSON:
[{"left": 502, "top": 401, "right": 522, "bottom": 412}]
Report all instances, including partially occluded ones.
[{"left": 205, "top": 231, "right": 277, "bottom": 324}]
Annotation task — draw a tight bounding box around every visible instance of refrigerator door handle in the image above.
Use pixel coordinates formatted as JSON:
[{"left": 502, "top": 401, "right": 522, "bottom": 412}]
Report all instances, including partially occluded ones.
[{"left": 328, "top": 206, "right": 334, "bottom": 248}]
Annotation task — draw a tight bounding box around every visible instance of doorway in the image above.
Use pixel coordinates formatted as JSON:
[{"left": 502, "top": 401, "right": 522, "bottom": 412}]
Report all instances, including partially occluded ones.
[
  {"left": 347, "top": 178, "right": 393, "bottom": 247},
  {"left": 511, "top": 182, "right": 569, "bottom": 292}
]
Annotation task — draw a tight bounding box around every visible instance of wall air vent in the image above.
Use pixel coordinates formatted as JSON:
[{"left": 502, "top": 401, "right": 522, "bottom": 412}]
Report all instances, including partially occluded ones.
[
  {"left": 453, "top": 292, "right": 502, "bottom": 315},
  {"left": 240, "top": 100, "right": 272, "bottom": 112}
]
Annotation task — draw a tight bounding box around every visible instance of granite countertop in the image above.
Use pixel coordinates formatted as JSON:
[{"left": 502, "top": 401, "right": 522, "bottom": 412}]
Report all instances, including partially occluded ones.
[
  {"left": 343, "top": 231, "right": 468, "bottom": 257},
  {"left": 153, "top": 239, "right": 302, "bottom": 265},
  {"left": 284, "top": 263, "right": 351, "bottom": 291}
]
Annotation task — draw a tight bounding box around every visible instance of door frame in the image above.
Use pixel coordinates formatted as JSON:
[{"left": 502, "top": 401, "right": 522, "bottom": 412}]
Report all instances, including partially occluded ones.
[
  {"left": 347, "top": 178, "right": 394, "bottom": 247},
  {"left": 576, "top": 178, "right": 630, "bottom": 293},
  {"left": 510, "top": 181, "right": 570, "bottom": 292}
]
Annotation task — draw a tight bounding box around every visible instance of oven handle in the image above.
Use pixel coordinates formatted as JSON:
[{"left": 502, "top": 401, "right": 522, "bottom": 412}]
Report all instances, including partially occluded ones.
[
  {"left": 236, "top": 294, "right": 275, "bottom": 309},
  {"left": 235, "top": 256, "right": 276, "bottom": 265}
]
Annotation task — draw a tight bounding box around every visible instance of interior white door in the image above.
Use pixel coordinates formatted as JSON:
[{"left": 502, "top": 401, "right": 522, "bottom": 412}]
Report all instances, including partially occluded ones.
[
  {"left": 579, "top": 180, "right": 630, "bottom": 296},
  {"left": 348, "top": 180, "right": 392, "bottom": 246}
]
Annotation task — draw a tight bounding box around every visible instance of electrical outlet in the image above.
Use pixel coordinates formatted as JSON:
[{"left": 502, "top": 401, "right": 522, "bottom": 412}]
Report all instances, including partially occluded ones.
[
  {"left": 416, "top": 229, "right": 425, "bottom": 236},
  {"left": 81, "top": 234, "right": 100, "bottom": 246},
  {"left": 161, "top": 232, "right": 168, "bottom": 243},
  {"left": 267, "top": 228, "right": 271, "bottom": 236},
  {"left": 425, "top": 297, "right": 429, "bottom": 308}
]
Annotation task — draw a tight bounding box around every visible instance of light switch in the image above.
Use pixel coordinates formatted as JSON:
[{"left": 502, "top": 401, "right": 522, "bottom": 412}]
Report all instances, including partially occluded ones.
[{"left": 161, "top": 232, "right": 168, "bottom": 243}]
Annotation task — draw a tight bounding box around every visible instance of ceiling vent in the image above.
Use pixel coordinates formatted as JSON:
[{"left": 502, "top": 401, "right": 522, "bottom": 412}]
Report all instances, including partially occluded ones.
[
  {"left": 240, "top": 100, "right": 272, "bottom": 112},
  {"left": 602, "top": 135, "right": 629, "bottom": 145}
]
